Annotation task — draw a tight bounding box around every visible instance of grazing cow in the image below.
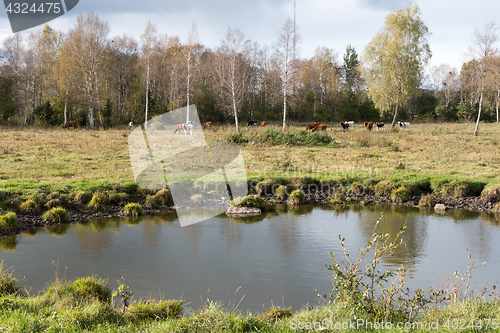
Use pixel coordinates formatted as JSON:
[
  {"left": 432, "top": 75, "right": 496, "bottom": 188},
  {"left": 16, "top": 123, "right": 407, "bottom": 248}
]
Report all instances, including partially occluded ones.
[
  {"left": 203, "top": 121, "right": 212, "bottom": 129},
  {"left": 306, "top": 122, "right": 321, "bottom": 130},
  {"left": 364, "top": 121, "right": 374, "bottom": 132},
  {"left": 312, "top": 124, "right": 328, "bottom": 132},
  {"left": 376, "top": 122, "right": 385, "bottom": 131},
  {"left": 261, "top": 121, "right": 266, "bottom": 127},
  {"left": 173, "top": 124, "right": 183, "bottom": 134},
  {"left": 129, "top": 121, "right": 133, "bottom": 129},
  {"left": 63, "top": 121, "right": 77, "bottom": 129},
  {"left": 183, "top": 123, "right": 193, "bottom": 135},
  {"left": 247, "top": 120, "right": 258, "bottom": 127},
  {"left": 347, "top": 121, "right": 354, "bottom": 129},
  {"left": 399, "top": 122, "right": 410, "bottom": 131},
  {"left": 340, "top": 121, "right": 349, "bottom": 132}
]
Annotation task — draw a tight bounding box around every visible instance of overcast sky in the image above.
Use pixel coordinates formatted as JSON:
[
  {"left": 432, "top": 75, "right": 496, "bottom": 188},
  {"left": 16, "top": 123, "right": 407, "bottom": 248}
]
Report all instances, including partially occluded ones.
[{"left": 1, "top": 0, "right": 500, "bottom": 72}]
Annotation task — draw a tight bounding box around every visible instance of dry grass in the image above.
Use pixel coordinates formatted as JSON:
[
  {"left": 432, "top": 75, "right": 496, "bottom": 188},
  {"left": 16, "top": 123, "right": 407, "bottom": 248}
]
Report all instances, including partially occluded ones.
[{"left": 1, "top": 122, "right": 499, "bottom": 191}]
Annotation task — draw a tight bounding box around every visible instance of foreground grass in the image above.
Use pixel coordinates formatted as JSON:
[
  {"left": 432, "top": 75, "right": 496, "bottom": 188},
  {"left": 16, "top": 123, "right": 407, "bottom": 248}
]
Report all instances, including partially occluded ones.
[{"left": 0, "top": 293, "right": 498, "bottom": 332}]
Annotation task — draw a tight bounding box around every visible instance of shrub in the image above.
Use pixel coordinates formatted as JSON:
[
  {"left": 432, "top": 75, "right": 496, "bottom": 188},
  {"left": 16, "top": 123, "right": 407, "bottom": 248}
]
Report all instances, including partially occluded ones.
[
  {"left": 0, "top": 212, "right": 20, "bottom": 231},
  {"left": 124, "top": 203, "right": 142, "bottom": 217},
  {"left": 320, "top": 217, "right": 444, "bottom": 322},
  {"left": 0, "top": 263, "right": 19, "bottom": 296},
  {"left": 419, "top": 194, "right": 436, "bottom": 208},
  {"left": 20, "top": 199, "right": 40, "bottom": 214},
  {"left": 237, "top": 195, "right": 266, "bottom": 209},
  {"left": 126, "top": 299, "right": 183, "bottom": 320},
  {"left": 42, "top": 207, "right": 69, "bottom": 224},
  {"left": 227, "top": 132, "right": 248, "bottom": 144},
  {"left": 287, "top": 190, "right": 305, "bottom": 206},
  {"left": 88, "top": 191, "right": 109, "bottom": 211},
  {"left": 374, "top": 180, "right": 398, "bottom": 197},
  {"left": 391, "top": 186, "right": 411, "bottom": 203}
]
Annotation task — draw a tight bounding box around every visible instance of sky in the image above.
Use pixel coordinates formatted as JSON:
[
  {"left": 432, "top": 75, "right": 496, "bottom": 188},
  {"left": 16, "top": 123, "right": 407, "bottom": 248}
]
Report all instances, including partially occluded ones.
[{"left": 1, "top": 0, "right": 500, "bottom": 72}]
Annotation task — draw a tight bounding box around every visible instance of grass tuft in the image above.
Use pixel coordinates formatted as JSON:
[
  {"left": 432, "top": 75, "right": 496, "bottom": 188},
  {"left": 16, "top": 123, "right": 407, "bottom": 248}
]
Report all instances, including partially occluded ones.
[
  {"left": 88, "top": 191, "right": 109, "bottom": 211},
  {"left": 391, "top": 186, "right": 411, "bottom": 203},
  {"left": 0, "top": 212, "right": 20, "bottom": 231},
  {"left": 237, "top": 195, "right": 266, "bottom": 209},
  {"left": 42, "top": 207, "right": 69, "bottom": 224},
  {"left": 124, "top": 203, "right": 142, "bottom": 217},
  {"left": 287, "top": 190, "right": 305, "bottom": 206},
  {"left": 126, "top": 299, "right": 183, "bottom": 320}
]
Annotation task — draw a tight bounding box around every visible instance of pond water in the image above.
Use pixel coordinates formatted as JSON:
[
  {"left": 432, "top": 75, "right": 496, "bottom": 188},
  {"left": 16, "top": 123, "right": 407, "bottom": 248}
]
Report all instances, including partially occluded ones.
[{"left": 1, "top": 205, "right": 499, "bottom": 313}]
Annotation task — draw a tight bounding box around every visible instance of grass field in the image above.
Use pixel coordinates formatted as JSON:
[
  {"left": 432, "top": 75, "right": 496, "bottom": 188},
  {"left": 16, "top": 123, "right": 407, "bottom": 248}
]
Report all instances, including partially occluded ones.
[{"left": 1, "top": 122, "right": 499, "bottom": 190}]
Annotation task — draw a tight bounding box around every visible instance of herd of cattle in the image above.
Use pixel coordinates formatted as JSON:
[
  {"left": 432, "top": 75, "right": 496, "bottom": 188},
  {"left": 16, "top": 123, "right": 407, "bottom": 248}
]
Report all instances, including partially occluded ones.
[{"left": 61, "top": 119, "right": 411, "bottom": 134}]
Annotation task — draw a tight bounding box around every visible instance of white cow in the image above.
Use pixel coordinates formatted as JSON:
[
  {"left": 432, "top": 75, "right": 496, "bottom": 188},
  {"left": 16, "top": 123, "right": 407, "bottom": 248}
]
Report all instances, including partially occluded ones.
[
  {"left": 399, "top": 122, "right": 410, "bottom": 131},
  {"left": 182, "top": 122, "right": 193, "bottom": 135},
  {"left": 347, "top": 121, "right": 354, "bottom": 129}
]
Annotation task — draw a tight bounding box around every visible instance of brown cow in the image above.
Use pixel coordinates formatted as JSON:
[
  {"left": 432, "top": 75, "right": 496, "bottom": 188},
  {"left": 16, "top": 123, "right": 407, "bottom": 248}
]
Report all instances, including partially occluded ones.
[
  {"left": 306, "top": 122, "right": 321, "bottom": 130},
  {"left": 173, "top": 124, "right": 183, "bottom": 134},
  {"left": 365, "top": 121, "right": 374, "bottom": 132},
  {"left": 63, "top": 121, "right": 77, "bottom": 129},
  {"left": 203, "top": 122, "right": 212, "bottom": 129},
  {"left": 312, "top": 124, "right": 328, "bottom": 132},
  {"left": 261, "top": 121, "right": 266, "bottom": 127}
]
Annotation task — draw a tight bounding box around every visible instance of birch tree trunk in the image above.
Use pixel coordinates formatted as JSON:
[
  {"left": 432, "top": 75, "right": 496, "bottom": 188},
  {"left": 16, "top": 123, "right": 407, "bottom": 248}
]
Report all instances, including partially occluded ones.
[{"left": 473, "top": 79, "right": 484, "bottom": 137}]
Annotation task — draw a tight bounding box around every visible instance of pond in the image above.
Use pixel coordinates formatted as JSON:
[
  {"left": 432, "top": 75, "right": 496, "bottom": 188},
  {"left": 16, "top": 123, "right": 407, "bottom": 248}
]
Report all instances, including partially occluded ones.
[{"left": 1, "top": 205, "right": 499, "bottom": 313}]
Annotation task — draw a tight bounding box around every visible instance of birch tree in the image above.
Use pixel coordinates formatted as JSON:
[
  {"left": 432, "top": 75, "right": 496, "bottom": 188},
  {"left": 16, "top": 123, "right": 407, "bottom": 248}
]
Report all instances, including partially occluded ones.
[
  {"left": 62, "top": 12, "right": 110, "bottom": 129},
  {"left": 140, "top": 21, "right": 157, "bottom": 129},
  {"left": 184, "top": 23, "right": 199, "bottom": 123},
  {"left": 274, "top": 18, "right": 297, "bottom": 132},
  {"left": 362, "top": 3, "right": 431, "bottom": 132},
  {"left": 213, "top": 27, "right": 250, "bottom": 132},
  {"left": 469, "top": 22, "right": 498, "bottom": 135}
]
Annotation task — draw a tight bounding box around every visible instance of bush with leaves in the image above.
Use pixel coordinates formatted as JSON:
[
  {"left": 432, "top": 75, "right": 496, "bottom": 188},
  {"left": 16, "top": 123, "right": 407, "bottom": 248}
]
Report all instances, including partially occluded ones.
[{"left": 318, "top": 216, "right": 444, "bottom": 322}]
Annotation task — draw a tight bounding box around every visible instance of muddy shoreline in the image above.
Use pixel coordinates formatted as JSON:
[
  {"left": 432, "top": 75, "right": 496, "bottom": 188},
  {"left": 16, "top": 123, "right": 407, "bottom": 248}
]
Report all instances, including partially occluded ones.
[{"left": 2, "top": 192, "right": 498, "bottom": 237}]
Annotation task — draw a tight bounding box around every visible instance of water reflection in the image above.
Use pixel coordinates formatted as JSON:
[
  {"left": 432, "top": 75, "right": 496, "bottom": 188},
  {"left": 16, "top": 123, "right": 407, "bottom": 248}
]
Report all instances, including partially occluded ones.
[
  {"left": 0, "top": 235, "right": 18, "bottom": 252},
  {"left": 0, "top": 205, "right": 499, "bottom": 313}
]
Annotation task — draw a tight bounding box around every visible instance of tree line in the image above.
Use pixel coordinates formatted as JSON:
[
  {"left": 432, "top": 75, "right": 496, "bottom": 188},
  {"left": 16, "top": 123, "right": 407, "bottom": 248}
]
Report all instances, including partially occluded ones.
[{"left": 0, "top": 4, "right": 499, "bottom": 133}]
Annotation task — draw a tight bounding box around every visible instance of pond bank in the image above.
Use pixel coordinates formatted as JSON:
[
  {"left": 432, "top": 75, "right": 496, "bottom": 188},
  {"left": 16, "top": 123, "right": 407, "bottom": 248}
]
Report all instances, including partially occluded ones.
[{"left": 1, "top": 188, "right": 498, "bottom": 237}]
